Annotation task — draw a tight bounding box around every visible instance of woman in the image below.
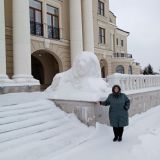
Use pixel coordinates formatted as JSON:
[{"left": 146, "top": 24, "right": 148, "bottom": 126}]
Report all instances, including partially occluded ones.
[{"left": 100, "top": 85, "right": 130, "bottom": 142}]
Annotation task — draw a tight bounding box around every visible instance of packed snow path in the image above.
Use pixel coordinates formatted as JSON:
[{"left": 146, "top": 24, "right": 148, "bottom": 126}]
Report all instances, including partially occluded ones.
[{"left": 0, "top": 99, "right": 93, "bottom": 160}]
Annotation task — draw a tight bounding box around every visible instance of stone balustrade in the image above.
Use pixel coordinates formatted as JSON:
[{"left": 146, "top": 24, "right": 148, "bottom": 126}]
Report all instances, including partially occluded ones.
[{"left": 107, "top": 73, "right": 160, "bottom": 91}]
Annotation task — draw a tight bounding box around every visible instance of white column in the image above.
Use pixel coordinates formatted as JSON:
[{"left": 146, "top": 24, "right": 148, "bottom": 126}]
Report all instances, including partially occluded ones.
[
  {"left": 12, "top": 0, "right": 38, "bottom": 84},
  {"left": 69, "top": 0, "right": 83, "bottom": 65},
  {"left": 0, "top": 0, "right": 10, "bottom": 82},
  {"left": 82, "top": 0, "right": 94, "bottom": 52}
]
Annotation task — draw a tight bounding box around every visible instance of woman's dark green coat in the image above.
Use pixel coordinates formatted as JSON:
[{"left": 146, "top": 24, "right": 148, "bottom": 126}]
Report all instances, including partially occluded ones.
[{"left": 101, "top": 93, "right": 130, "bottom": 127}]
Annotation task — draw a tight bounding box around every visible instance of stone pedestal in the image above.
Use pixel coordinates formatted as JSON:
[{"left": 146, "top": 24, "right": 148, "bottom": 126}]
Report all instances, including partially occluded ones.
[
  {"left": 53, "top": 99, "right": 97, "bottom": 126},
  {"left": 52, "top": 99, "right": 111, "bottom": 126}
]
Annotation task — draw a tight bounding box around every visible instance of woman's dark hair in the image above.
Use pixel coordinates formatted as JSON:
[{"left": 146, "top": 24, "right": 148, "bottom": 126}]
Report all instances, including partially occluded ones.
[{"left": 112, "top": 85, "right": 121, "bottom": 93}]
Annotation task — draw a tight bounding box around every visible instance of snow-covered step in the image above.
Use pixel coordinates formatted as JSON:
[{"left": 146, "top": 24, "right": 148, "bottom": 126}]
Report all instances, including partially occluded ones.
[
  {"left": 0, "top": 108, "right": 65, "bottom": 125},
  {"left": 0, "top": 109, "right": 55, "bottom": 125},
  {"left": 39, "top": 127, "right": 92, "bottom": 160},
  {"left": 0, "top": 116, "right": 72, "bottom": 143},
  {"left": 0, "top": 100, "right": 56, "bottom": 117},
  {"left": 0, "top": 100, "right": 50, "bottom": 112},
  {"left": 10, "top": 125, "right": 90, "bottom": 160},
  {"left": 0, "top": 104, "right": 52, "bottom": 118},
  {"left": 0, "top": 120, "right": 75, "bottom": 152},
  {"left": 0, "top": 99, "right": 93, "bottom": 160},
  {"left": 0, "top": 112, "right": 67, "bottom": 133}
]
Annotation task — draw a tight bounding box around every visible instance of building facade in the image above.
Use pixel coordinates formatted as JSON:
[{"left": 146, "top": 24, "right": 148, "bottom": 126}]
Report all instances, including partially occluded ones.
[{"left": 0, "top": 0, "right": 140, "bottom": 89}]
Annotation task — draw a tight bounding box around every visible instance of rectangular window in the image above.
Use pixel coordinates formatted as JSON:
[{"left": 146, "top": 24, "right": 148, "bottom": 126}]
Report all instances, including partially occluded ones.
[
  {"left": 116, "top": 38, "right": 119, "bottom": 45},
  {"left": 99, "top": 27, "right": 105, "bottom": 44},
  {"left": 98, "top": 0, "right": 105, "bottom": 16},
  {"left": 29, "top": 0, "right": 43, "bottom": 36},
  {"left": 121, "top": 40, "right": 124, "bottom": 47},
  {"left": 47, "top": 5, "right": 60, "bottom": 39}
]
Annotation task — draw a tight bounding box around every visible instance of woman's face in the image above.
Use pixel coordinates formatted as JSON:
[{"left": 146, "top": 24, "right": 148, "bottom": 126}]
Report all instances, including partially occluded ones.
[{"left": 114, "top": 87, "right": 119, "bottom": 93}]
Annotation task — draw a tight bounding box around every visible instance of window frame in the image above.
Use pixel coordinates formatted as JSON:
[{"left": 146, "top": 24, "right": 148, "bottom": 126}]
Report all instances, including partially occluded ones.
[
  {"left": 121, "top": 40, "right": 124, "bottom": 47},
  {"left": 98, "top": 0, "right": 105, "bottom": 16},
  {"left": 99, "top": 27, "right": 106, "bottom": 44},
  {"left": 116, "top": 38, "right": 119, "bottom": 45},
  {"left": 29, "top": 0, "right": 43, "bottom": 36},
  {"left": 47, "top": 5, "right": 60, "bottom": 39}
]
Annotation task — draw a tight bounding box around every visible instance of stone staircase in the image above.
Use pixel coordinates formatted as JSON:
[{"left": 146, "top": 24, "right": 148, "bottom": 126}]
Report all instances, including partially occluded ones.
[{"left": 0, "top": 100, "right": 93, "bottom": 160}]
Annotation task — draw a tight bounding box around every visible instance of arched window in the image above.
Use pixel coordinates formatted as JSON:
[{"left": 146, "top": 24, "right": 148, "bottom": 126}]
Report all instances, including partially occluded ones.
[
  {"left": 128, "top": 65, "right": 132, "bottom": 74},
  {"left": 100, "top": 59, "right": 108, "bottom": 78},
  {"left": 116, "top": 65, "right": 125, "bottom": 74}
]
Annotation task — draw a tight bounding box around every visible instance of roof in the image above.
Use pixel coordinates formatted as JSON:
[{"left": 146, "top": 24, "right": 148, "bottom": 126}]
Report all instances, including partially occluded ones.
[
  {"left": 116, "top": 28, "right": 130, "bottom": 36},
  {"left": 109, "top": 10, "right": 116, "bottom": 17}
]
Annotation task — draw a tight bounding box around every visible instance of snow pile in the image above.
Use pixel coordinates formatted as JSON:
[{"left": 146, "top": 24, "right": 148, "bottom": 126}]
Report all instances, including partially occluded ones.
[{"left": 46, "top": 52, "right": 111, "bottom": 102}]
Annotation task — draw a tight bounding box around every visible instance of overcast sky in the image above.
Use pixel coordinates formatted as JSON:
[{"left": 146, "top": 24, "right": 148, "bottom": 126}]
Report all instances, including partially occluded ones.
[{"left": 109, "top": 0, "right": 160, "bottom": 72}]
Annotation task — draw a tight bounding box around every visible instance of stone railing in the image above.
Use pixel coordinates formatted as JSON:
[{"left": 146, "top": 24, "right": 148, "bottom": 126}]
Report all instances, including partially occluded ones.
[
  {"left": 106, "top": 73, "right": 160, "bottom": 91},
  {"left": 113, "top": 53, "right": 132, "bottom": 58}
]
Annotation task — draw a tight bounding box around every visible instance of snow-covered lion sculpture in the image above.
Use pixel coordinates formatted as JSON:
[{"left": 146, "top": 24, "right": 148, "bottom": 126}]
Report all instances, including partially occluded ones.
[{"left": 46, "top": 51, "right": 110, "bottom": 101}]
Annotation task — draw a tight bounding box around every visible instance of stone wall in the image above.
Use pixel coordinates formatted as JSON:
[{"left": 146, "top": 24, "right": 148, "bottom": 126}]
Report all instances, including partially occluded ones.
[
  {"left": 53, "top": 100, "right": 97, "bottom": 126},
  {"left": 128, "top": 89, "right": 160, "bottom": 116},
  {"left": 0, "top": 85, "right": 40, "bottom": 94},
  {"left": 53, "top": 88, "right": 160, "bottom": 126}
]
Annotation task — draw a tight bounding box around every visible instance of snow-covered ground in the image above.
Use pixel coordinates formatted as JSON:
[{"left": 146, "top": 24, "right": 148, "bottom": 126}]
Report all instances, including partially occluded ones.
[{"left": 0, "top": 92, "right": 160, "bottom": 160}]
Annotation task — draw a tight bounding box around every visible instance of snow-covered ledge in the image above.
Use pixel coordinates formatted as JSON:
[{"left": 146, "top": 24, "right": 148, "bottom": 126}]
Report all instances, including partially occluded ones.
[
  {"left": 0, "top": 84, "right": 40, "bottom": 94},
  {"left": 0, "top": 77, "right": 40, "bottom": 94}
]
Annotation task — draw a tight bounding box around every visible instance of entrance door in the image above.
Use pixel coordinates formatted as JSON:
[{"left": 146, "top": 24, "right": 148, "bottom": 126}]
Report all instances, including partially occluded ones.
[
  {"left": 31, "top": 50, "right": 60, "bottom": 90},
  {"left": 31, "top": 56, "right": 44, "bottom": 84}
]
